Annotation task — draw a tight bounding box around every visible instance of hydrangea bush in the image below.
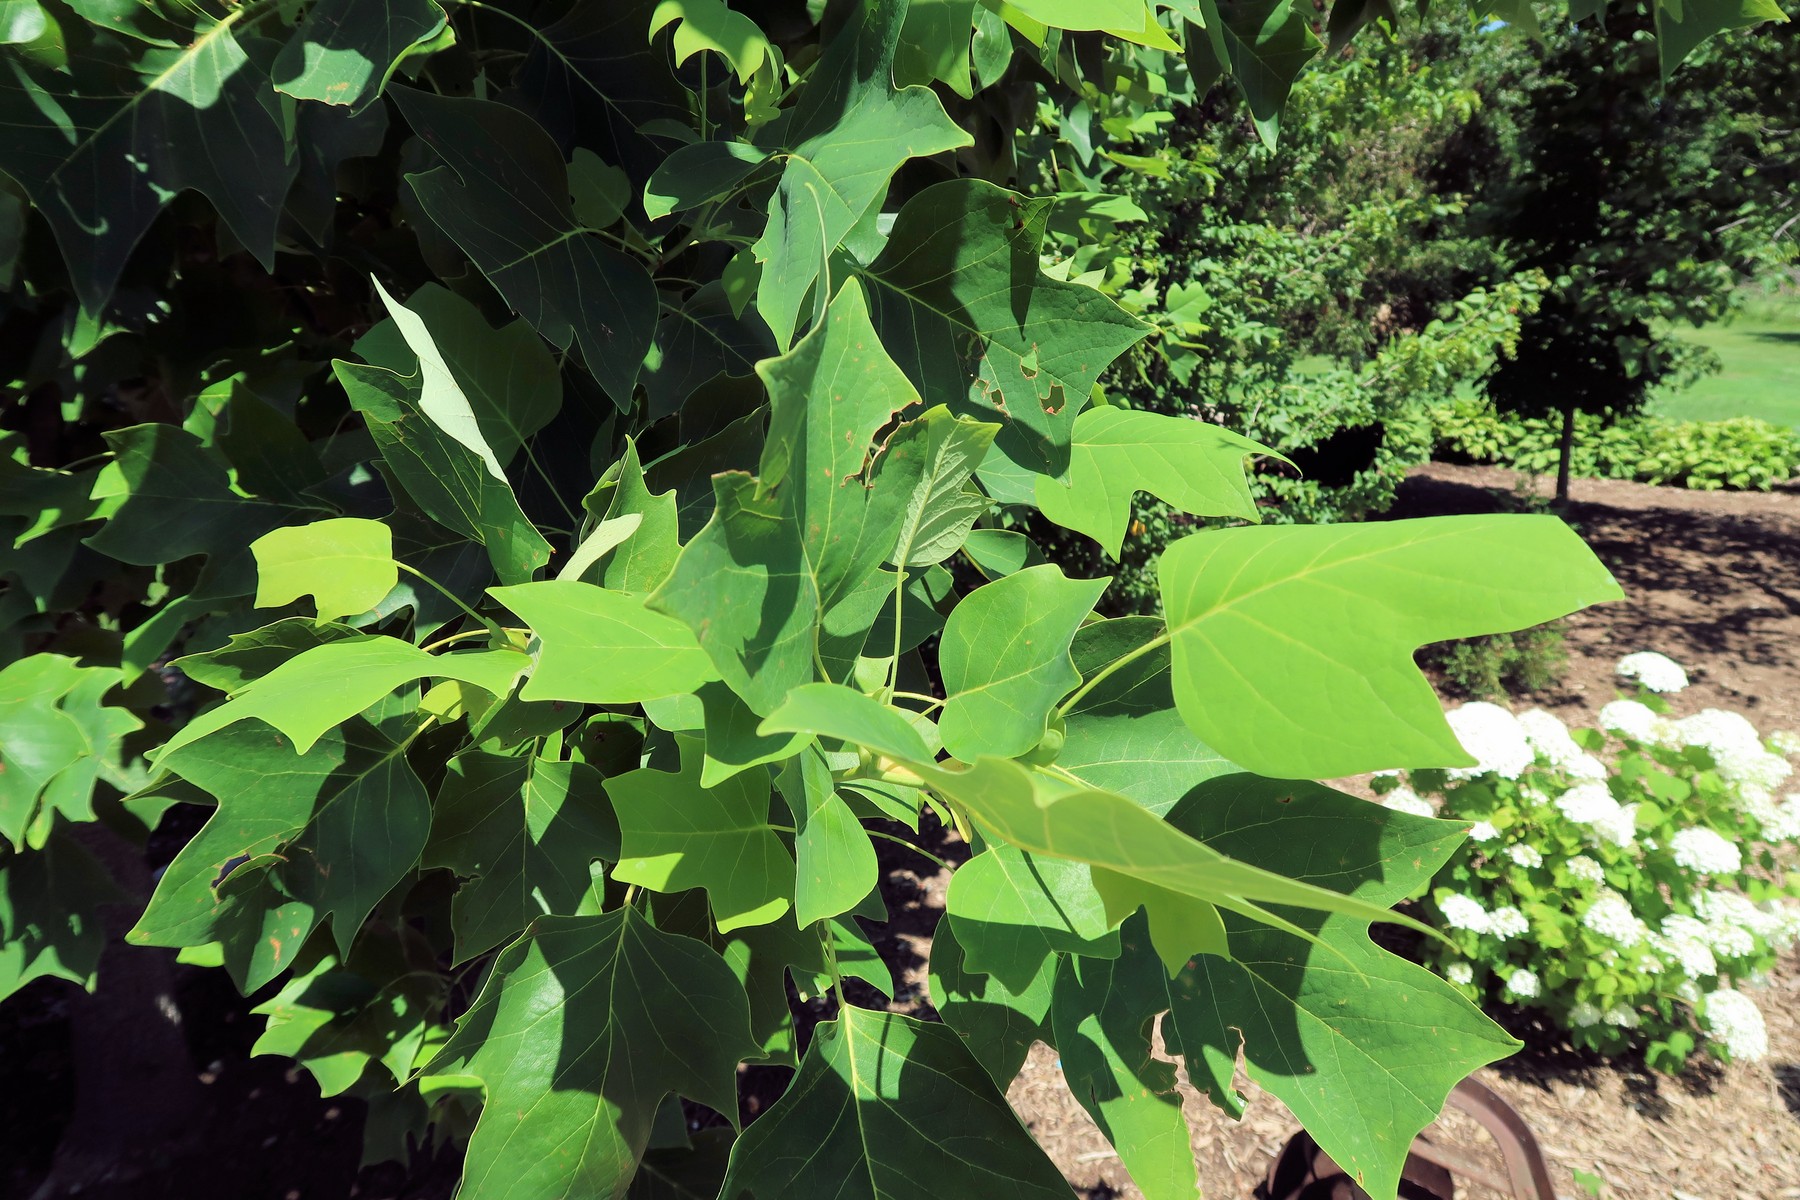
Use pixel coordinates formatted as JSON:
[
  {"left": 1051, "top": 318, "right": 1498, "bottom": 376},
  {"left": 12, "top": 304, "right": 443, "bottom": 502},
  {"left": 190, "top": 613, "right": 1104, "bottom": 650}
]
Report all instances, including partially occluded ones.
[{"left": 1377, "top": 652, "right": 1800, "bottom": 1069}]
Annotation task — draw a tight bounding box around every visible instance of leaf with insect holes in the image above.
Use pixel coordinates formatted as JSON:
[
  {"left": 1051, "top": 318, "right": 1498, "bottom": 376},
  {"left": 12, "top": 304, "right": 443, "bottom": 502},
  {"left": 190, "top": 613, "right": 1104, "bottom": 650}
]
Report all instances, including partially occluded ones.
[{"left": 857, "top": 180, "right": 1149, "bottom": 477}]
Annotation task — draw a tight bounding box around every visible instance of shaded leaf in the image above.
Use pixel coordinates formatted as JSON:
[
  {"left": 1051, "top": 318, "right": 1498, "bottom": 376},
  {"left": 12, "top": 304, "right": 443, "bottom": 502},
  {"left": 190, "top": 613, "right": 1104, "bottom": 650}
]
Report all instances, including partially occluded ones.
[
  {"left": 720, "top": 1007, "right": 1074, "bottom": 1200},
  {"left": 427, "top": 909, "right": 757, "bottom": 1200},
  {"left": 927, "top": 916, "right": 1055, "bottom": 1088},
  {"left": 947, "top": 843, "right": 1117, "bottom": 989},
  {"left": 391, "top": 87, "right": 657, "bottom": 407},
  {"left": 273, "top": 0, "right": 448, "bottom": 110},
  {"left": 424, "top": 752, "right": 621, "bottom": 962},
  {"left": 859, "top": 180, "right": 1148, "bottom": 476}
]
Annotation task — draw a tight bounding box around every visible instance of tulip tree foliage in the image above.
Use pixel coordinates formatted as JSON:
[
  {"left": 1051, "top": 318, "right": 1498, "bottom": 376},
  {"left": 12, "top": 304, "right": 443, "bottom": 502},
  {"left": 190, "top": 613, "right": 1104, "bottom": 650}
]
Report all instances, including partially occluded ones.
[{"left": 0, "top": 0, "right": 1774, "bottom": 1197}]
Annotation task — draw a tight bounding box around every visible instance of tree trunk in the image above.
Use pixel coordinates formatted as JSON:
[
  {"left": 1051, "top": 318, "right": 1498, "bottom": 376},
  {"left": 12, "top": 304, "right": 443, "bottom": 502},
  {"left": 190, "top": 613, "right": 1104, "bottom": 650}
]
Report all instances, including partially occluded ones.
[
  {"left": 30, "top": 824, "right": 205, "bottom": 1200},
  {"left": 1554, "top": 402, "right": 1576, "bottom": 507}
]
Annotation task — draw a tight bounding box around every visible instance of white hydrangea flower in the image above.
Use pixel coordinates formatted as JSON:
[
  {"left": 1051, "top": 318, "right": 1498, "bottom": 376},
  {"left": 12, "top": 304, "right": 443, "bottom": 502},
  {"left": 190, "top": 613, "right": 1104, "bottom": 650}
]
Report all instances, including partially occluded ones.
[
  {"left": 1675, "top": 979, "right": 1702, "bottom": 1003},
  {"left": 1446, "top": 962, "right": 1474, "bottom": 985},
  {"left": 1604, "top": 1003, "right": 1641, "bottom": 1028},
  {"left": 1598, "top": 699, "right": 1668, "bottom": 744},
  {"left": 1668, "top": 827, "right": 1743, "bottom": 875},
  {"left": 1717, "top": 747, "right": 1794, "bottom": 794},
  {"left": 1518, "top": 708, "right": 1585, "bottom": 771},
  {"left": 1569, "top": 1001, "right": 1603, "bottom": 1027},
  {"left": 1469, "top": 821, "right": 1500, "bottom": 843},
  {"left": 1520, "top": 785, "right": 1551, "bottom": 806},
  {"left": 1381, "top": 787, "right": 1436, "bottom": 818},
  {"left": 1505, "top": 968, "right": 1541, "bottom": 999},
  {"left": 1582, "top": 889, "right": 1647, "bottom": 946},
  {"left": 1592, "top": 802, "right": 1639, "bottom": 848},
  {"left": 1567, "top": 753, "right": 1609, "bottom": 780},
  {"left": 1616, "top": 651, "right": 1688, "bottom": 694},
  {"left": 1770, "top": 730, "right": 1800, "bottom": 757},
  {"left": 1745, "top": 791, "right": 1800, "bottom": 841},
  {"left": 1487, "top": 906, "right": 1528, "bottom": 940},
  {"left": 1445, "top": 702, "right": 1534, "bottom": 781},
  {"left": 1565, "top": 855, "right": 1606, "bottom": 885},
  {"left": 1770, "top": 902, "right": 1800, "bottom": 951},
  {"left": 1438, "top": 893, "right": 1490, "bottom": 933},
  {"left": 1652, "top": 915, "right": 1718, "bottom": 978},
  {"left": 1677, "top": 709, "right": 1764, "bottom": 759},
  {"left": 1701, "top": 989, "right": 1768, "bottom": 1061},
  {"left": 1507, "top": 843, "right": 1543, "bottom": 868},
  {"left": 1692, "top": 891, "right": 1763, "bottom": 958}
]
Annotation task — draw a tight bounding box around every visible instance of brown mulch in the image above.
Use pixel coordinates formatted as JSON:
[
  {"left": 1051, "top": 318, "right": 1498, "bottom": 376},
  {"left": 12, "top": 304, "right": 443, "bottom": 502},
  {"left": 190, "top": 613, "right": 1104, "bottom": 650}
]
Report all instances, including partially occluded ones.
[{"left": 887, "top": 462, "right": 1800, "bottom": 1200}]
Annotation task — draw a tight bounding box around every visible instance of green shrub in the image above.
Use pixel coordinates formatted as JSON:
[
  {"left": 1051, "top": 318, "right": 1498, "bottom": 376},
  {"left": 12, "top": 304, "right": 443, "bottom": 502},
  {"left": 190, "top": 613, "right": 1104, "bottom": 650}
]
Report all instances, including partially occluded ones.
[
  {"left": 1379, "top": 657, "right": 1800, "bottom": 1070},
  {"left": 1431, "top": 398, "right": 1800, "bottom": 489},
  {"left": 1426, "top": 622, "right": 1570, "bottom": 700}
]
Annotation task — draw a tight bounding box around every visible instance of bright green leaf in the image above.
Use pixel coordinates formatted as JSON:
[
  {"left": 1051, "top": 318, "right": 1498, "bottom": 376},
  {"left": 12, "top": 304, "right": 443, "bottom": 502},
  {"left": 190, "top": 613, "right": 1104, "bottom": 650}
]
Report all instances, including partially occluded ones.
[
  {"left": 607, "top": 735, "right": 795, "bottom": 933},
  {"left": 778, "top": 746, "right": 877, "bottom": 928},
  {"left": 491, "top": 580, "right": 718, "bottom": 705},
  {"left": 252, "top": 519, "right": 397, "bottom": 622},
  {"left": 1158, "top": 514, "right": 1623, "bottom": 779},
  {"left": 272, "top": 0, "right": 449, "bottom": 110},
  {"left": 939, "top": 564, "right": 1109, "bottom": 761}
]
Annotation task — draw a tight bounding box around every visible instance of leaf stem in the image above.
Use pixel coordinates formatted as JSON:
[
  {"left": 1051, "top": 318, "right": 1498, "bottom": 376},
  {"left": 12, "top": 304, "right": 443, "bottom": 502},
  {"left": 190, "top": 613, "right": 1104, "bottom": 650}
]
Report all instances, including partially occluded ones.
[
  {"left": 889, "top": 690, "right": 944, "bottom": 713},
  {"left": 863, "top": 827, "right": 950, "bottom": 872},
  {"left": 397, "top": 562, "right": 506, "bottom": 641},
  {"left": 1054, "top": 627, "right": 1172, "bottom": 719},
  {"left": 819, "top": 924, "right": 845, "bottom": 1011}
]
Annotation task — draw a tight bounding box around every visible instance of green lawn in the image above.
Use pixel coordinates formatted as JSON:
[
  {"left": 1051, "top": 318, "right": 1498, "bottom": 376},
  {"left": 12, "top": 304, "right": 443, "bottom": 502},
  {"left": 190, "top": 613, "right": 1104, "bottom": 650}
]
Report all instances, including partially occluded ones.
[{"left": 1650, "top": 295, "right": 1800, "bottom": 428}]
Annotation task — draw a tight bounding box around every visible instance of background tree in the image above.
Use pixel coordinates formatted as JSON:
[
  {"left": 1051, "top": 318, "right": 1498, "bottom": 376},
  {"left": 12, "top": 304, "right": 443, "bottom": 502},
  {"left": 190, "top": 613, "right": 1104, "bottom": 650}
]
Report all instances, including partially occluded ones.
[{"left": 1475, "top": 3, "right": 1800, "bottom": 502}]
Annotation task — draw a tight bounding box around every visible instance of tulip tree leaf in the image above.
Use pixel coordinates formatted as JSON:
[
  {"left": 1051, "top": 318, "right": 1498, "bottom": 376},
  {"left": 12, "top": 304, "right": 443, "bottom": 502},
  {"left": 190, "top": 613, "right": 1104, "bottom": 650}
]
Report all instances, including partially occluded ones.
[
  {"left": 938, "top": 565, "right": 1110, "bottom": 761},
  {"left": 335, "top": 360, "right": 552, "bottom": 586},
  {"left": 173, "top": 619, "right": 363, "bottom": 694},
  {"left": 1072, "top": 777, "right": 1512, "bottom": 1200},
  {"left": 607, "top": 735, "right": 795, "bottom": 933},
  {"left": 886, "top": 407, "right": 1000, "bottom": 568},
  {"left": 0, "top": 825, "right": 126, "bottom": 1002},
  {"left": 156, "top": 637, "right": 527, "bottom": 760},
  {"left": 390, "top": 87, "right": 657, "bottom": 407},
  {"left": 757, "top": 279, "right": 925, "bottom": 611},
  {"left": 917, "top": 756, "right": 1437, "bottom": 952},
  {"left": 946, "top": 843, "right": 1118, "bottom": 990},
  {"left": 83, "top": 424, "right": 288, "bottom": 569},
  {"left": 252, "top": 518, "right": 398, "bottom": 622},
  {"left": 1654, "top": 0, "right": 1787, "bottom": 77},
  {"left": 648, "top": 473, "right": 819, "bottom": 716},
  {"left": 0, "top": 13, "right": 297, "bottom": 311},
  {"left": 1158, "top": 514, "right": 1624, "bottom": 779},
  {"left": 354, "top": 282, "right": 562, "bottom": 467},
  {"left": 750, "top": 0, "right": 972, "bottom": 346},
  {"left": 424, "top": 753, "right": 622, "bottom": 962},
  {"left": 251, "top": 954, "right": 441, "bottom": 1096},
  {"left": 1187, "top": 0, "right": 1322, "bottom": 149},
  {"left": 272, "top": 0, "right": 449, "bottom": 110},
  {"left": 858, "top": 180, "right": 1149, "bottom": 477},
  {"left": 490, "top": 580, "right": 718, "bottom": 705},
  {"left": 130, "top": 717, "right": 431, "bottom": 963},
  {"left": 1034, "top": 408, "right": 1274, "bottom": 557},
  {"left": 589, "top": 441, "right": 683, "bottom": 593},
  {"left": 758, "top": 682, "right": 932, "bottom": 764},
  {"left": 778, "top": 746, "right": 876, "bottom": 928},
  {"left": 926, "top": 916, "right": 1056, "bottom": 1089},
  {"left": 426, "top": 909, "right": 758, "bottom": 1200},
  {"left": 719, "top": 1007, "right": 1073, "bottom": 1200},
  {"left": 1051, "top": 927, "right": 1198, "bottom": 1200}
]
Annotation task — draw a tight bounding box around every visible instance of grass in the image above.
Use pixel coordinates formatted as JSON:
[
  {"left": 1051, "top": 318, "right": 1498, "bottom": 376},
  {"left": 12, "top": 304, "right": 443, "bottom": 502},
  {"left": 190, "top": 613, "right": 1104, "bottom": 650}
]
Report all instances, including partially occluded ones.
[{"left": 1649, "top": 289, "right": 1800, "bottom": 428}]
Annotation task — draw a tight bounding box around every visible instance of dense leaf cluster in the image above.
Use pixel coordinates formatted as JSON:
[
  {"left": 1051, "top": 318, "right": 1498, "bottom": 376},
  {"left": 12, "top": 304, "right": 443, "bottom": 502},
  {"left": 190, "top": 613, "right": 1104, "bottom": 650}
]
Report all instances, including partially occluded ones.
[{"left": 0, "top": 0, "right": 1779, "bottom": 1197}]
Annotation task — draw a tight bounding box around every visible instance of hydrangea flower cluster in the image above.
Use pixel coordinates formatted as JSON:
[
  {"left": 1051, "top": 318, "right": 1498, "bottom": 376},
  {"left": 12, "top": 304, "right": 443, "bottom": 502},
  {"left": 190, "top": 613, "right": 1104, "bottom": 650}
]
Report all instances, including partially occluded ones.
[{"left": 1379, "top": 653, "right": 1800, "bottom": 1070}]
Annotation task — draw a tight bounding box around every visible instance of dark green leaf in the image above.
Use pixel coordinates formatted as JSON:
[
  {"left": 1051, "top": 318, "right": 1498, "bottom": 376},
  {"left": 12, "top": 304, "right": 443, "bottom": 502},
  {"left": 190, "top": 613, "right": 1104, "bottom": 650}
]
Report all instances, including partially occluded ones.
[{"left": 273, "top": 0, "right": 448, "bottom": 111}]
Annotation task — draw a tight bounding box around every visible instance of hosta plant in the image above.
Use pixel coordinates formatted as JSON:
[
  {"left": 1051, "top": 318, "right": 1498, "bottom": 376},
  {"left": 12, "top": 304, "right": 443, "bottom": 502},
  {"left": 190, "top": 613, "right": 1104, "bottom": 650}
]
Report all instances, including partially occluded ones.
[
  {"left": 0, "top": 0, "right": 1782, "bottom": 1197},
  {"left": 1384, "top": 654, "right": 1800, "bottom": 1070}
]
